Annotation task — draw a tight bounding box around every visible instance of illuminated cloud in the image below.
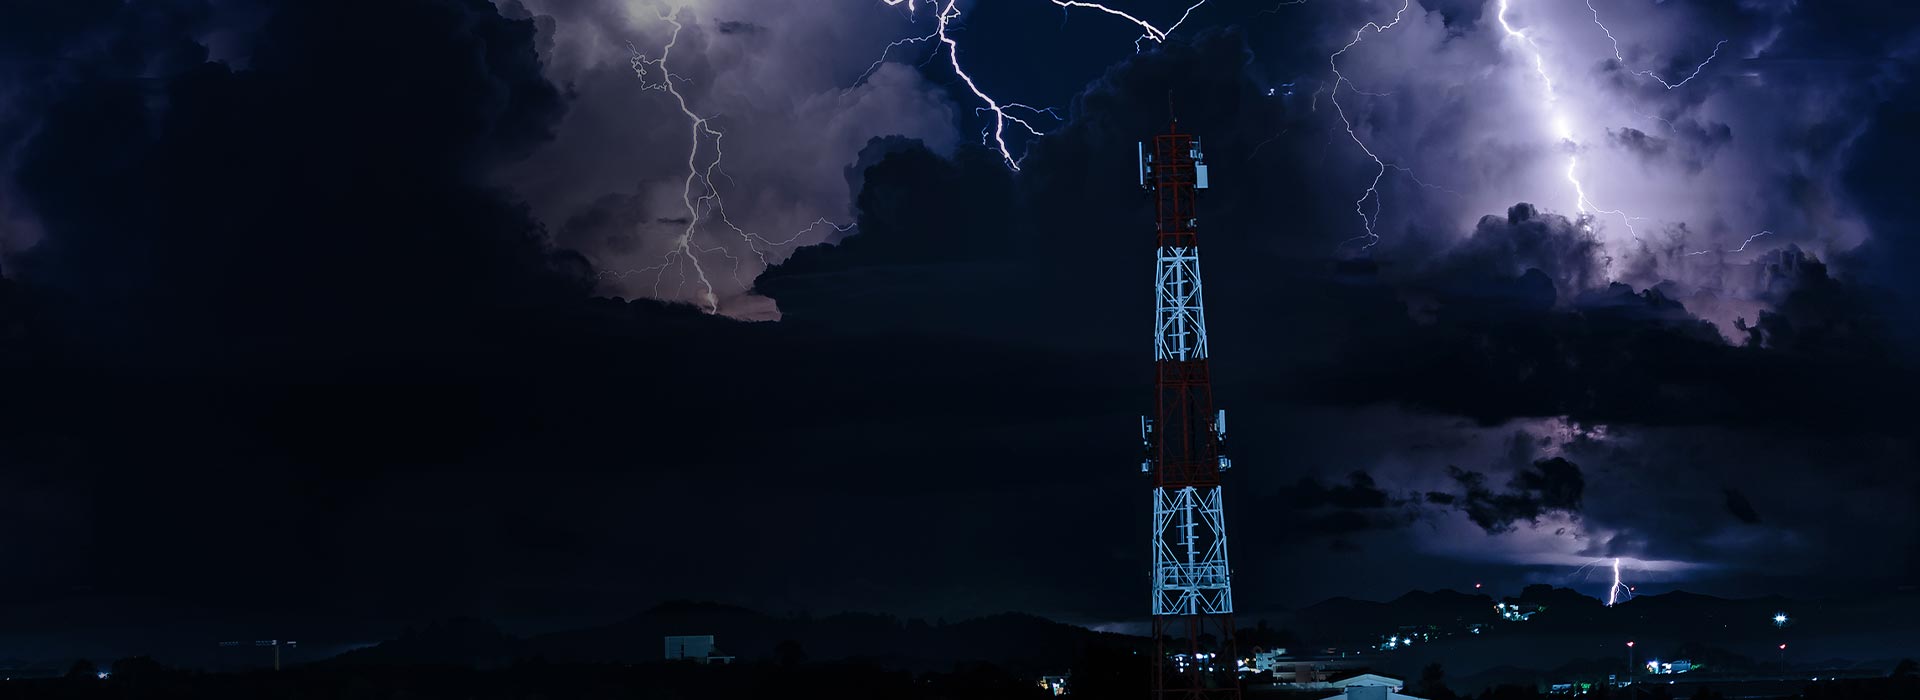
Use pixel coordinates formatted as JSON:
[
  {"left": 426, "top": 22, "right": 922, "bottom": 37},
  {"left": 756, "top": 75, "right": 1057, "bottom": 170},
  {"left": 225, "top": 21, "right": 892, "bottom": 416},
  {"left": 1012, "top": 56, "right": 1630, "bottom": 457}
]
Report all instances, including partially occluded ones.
[{"left": 500, "top": 0, "right": 961, "bottom": 317}]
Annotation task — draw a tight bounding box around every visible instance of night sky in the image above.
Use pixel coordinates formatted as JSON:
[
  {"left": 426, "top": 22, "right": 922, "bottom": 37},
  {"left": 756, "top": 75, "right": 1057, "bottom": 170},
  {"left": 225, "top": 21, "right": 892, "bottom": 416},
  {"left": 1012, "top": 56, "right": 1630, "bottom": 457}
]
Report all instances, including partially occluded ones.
[{"left": 2, "top": 0, "right": 1918, "bottom": 662}]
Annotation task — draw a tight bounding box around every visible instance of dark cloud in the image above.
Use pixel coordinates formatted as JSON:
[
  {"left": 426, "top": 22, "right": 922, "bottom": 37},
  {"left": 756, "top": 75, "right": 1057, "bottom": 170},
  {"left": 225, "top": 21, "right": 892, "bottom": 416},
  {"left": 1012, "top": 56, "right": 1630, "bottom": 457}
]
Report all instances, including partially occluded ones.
[
  {"left": 1420, "top": 203, "right": 1608, "bottom": 303},
  {"left": 1608, "top": 119, "right": 1730, "bottom": 174},
  {"left": 1437, "top": 457, "right": 1586, "bottom": 534},
  {"left": 1836, "top": 37, "right": 1920, "bottom": 353},
  {"left": 755, "top": 138, "right": 1021, "bottom": 337},
  {"left": 1294, "top": 471, "right": 1395, "bottom": 510},
  {"left": 1723, "top": 488, "right": 1761, "bottom": 524},
  {"left": 1737, "top": 246, "right": 1894, "bottom": 360},
  {"left": 1610, "top": 126, "right": 1670, "bottom": 160},
  {"left": 1249, "top": 471, "right": 1423, "bottom": 549},
  {"left": 753, "top": 19, "right": 1920, "bottom": 596},
  {"left": 5, "top": 0, "right": 586, "bottom": 364},
  {"left": 497, "top": 0, "right": 959, "bottom": 316},
  {"left": 1297, "top": 212, "right": 1912, "bottom": 435},
  {"left": 0, "top": 0, "right": 1916, "bottom": 663}
]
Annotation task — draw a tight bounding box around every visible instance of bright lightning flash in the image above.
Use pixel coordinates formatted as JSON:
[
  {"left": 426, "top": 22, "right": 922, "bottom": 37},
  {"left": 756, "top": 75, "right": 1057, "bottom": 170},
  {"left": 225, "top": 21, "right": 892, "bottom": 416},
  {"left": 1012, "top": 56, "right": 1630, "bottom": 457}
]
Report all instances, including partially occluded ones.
[
  {"left": 872, "top": 1, "right": 1214, "bottom": 170},
  {"left": 1326, "top": 0, "right": 1413, "bottom": 251},
  {"left": 1586, "top": 0, "right": 1726, "bottom": 91},
  {"left": 1050, "top": 1, "right": 1210, "bottom": 51},
  {"left": 1686, "top": 230, "right": 1771, "bottom": 256},
  {"left": 1571, "top": 556, "right": 1636, "bottom": 606},
  {"left": 615, "top": 8, "right": 856, "bottom": 315},
  {"left": 1326, "top": 0, "right": 1737, "bottom": 253},
  {"left": 1496, "top": 0, "right": 1644, "bottom": 239},
  {"left": 1607, "top": 557, "right": 1635, "bottom": 606},
  {"left": 1503, "top": 0, "right": 1740, "bottom": 247},
  {"left": 877, "top": 1, "right": 1063, "bottom": 170}
]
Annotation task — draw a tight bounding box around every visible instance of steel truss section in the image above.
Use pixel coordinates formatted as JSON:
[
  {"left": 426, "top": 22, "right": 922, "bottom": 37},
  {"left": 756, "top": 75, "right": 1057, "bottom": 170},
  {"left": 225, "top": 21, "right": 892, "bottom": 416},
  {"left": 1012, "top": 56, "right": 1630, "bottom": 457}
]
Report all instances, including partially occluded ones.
[
  {"left": 1151, "top": 485, "right": 1233, "bottom": 616},
  {"left": 1155, "top": 245, "right": 1210, "bottom": 362},
  {"left": 1145, "top": 127, "right": 1240, "bottom": 700}
]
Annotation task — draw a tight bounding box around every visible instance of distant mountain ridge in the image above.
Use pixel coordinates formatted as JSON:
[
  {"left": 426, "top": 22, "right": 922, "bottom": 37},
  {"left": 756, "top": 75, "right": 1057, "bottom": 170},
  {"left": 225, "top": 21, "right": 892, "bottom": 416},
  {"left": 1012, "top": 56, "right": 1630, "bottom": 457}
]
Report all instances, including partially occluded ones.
[
  {"left": 1280, "top": 586, "right": 1920, "bottom": 692},
  {"left": 327, "top": 588, "right": 1920, "bottom": 685},
  {"left": 329, "top": 601, "right": 1144, "bottom": 673},
  {"left": 1287, "top": 585, "right": 1920, "bottom": 646}
]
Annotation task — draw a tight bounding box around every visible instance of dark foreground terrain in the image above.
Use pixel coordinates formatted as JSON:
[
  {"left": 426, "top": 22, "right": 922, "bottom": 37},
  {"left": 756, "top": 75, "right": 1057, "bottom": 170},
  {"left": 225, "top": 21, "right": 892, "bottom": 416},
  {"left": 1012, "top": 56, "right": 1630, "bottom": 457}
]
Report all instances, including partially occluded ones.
[{"left": 3, "top": 655, "right": 1917, "bottom": 700}]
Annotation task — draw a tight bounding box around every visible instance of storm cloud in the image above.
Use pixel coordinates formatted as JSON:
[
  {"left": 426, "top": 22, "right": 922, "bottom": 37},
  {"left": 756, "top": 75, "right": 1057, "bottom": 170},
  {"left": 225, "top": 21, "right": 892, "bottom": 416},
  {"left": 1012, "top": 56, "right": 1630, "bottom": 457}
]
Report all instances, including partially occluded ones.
[
  {"left": 498, "top": 0, "right": 961, "bottom": 318},
  {"left": 0, "top": 0, "right": 1916, "bottom": 662},
  {"left": 1435, "top": 457, "right": 1586, "bottom": 534}
]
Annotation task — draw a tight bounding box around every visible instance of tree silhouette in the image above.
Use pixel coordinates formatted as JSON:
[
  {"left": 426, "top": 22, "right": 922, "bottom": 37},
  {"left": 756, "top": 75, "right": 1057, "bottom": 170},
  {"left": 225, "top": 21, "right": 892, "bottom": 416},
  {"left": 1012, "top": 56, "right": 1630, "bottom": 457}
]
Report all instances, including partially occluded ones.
[
  {"left": 111, "top": 655, "right": 167, "bottom": 679},
  {"left": 774, "top": 639, "right": 808, "bottom": 668},
  {"left": 1418, "top": 662, "right": 1460, "bottom": 700},
  {"left": 64, "top": 659, "right": 98, "bottom": 682}
]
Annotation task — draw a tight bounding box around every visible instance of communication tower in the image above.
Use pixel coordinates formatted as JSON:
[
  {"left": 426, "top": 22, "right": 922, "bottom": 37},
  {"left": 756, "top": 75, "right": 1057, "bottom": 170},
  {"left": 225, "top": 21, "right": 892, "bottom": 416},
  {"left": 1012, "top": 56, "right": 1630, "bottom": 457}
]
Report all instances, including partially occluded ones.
[{"left": 1137, "top": 122, "right": 1239, "bottom": 700}]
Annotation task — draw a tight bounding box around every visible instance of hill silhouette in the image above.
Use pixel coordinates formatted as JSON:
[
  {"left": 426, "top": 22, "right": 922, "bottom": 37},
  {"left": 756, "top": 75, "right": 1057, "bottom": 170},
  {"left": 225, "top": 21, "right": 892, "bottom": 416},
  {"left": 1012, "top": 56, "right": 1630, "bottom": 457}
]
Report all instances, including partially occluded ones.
[
  {"left": 1289, "top": 587, "right": 1920, "bottom": 692},
  {"left": 331, "top": 601, "right": 1144, "bottom": 673},
  {"left": 318, "top": 588, "right": 1920, "bottom": 694}
]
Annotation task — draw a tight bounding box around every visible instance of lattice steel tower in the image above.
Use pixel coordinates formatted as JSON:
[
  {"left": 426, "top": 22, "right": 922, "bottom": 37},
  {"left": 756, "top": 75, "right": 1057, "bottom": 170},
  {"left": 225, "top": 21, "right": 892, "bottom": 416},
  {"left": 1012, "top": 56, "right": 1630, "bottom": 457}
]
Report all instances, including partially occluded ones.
[{"left": 1136, "top": 122, "right": 1239, "bottom": 700}]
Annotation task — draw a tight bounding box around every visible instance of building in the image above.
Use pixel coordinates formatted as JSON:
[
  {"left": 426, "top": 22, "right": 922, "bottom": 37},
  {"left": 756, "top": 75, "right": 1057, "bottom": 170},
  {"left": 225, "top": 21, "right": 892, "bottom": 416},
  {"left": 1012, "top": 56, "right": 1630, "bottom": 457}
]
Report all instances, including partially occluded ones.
[
  {"left": 1495, "top": 600, "right": 1544, "bottom": 622},
  {"left": 1036, "top": 673, "right": 1069, "bottom": 696},
  {"left": 1246, "top": 648, "right": 1289, "bottom": 673},
  {"left": 1643, "top": 659, "right": 1694, "bottom": 674},
  {"left": 1316, "top": 675, "right": 1429, "bottom": 700},
  {"left": 1254, "top": 660, "right": 1385, "bottom": 691},
  {"left": 663, "top": 635, "right": 735, "bottom": 664}
]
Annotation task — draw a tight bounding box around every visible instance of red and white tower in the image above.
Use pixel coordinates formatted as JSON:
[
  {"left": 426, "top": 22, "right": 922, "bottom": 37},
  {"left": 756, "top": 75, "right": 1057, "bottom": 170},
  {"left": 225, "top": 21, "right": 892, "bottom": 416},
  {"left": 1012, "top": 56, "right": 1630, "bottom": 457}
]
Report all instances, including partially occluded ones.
[{"left": 1138, "top": 123, "right": 1239, "bottom": 700}]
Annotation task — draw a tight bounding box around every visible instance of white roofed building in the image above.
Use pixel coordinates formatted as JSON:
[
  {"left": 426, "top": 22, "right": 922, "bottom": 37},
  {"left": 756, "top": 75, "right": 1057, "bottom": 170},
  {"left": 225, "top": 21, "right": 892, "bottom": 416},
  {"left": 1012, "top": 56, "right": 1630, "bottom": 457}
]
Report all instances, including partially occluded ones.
[{"left": 1317, "top": 674, "right": 1429, "bottom": 700}]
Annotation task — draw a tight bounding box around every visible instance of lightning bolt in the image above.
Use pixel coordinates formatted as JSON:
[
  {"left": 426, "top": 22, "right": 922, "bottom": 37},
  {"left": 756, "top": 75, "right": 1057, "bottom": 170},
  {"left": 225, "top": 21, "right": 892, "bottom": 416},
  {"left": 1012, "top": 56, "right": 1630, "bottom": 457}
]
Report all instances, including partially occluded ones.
[
  {"left": 877, "top": 1, "right": 1059, "bottom": 170},
  {"left": 1572, "top": 557, "right": 1636, "bottom": 606},
  {"left": 1639, "top": 111, "right": 1678, "bottom": 133},
  {"left": 1049, "top": 0, "right": 1210, "bottom": 51},
  {"left": 1685, "top": 229, "right": 1771, "bottom": 256},
  {"left": 849, "top": 26, "right": 939, "bottom": 93},
  {"left": 624, "top": 12, "right": 723, "bottom": 312},
  {"left": 1585, "top": 0, "right": 1727, "bottom": 91},
  {"left": 1497, "top": 0, "right": 1639, "bottom": 239},
  {"left": 870, "top": 1, "right": 1216, "bottom": 171},
  {"left": 1259, "top": 0, "right": 1311, "bottom": 17},
  {"left": 1580, "top": 3, "right": 1780, "bottom": 265},
  {"left": 618, "top": 7, "right": 858, "bottom": 314},
  {"left": 1608, "top": 557, "right": 1635, "bottom": 606},
  {"left": 1324, "top": 1, "right": 1736, "bottom": 252},
  {"left": 1326, "top": 0, "right": 1413, "bottom": 251},
  {"left": 1727, "top": 229, "right": 1772, "bottom": 253}
]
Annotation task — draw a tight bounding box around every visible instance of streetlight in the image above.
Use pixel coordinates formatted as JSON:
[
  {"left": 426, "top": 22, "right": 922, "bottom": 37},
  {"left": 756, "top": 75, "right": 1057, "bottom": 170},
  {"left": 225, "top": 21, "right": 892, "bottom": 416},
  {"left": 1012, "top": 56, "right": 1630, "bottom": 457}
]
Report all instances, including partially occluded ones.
[
  {"left": 1626, "top": 641, "right": 1636, "bottom": 685},
  {"left": 1778, "top": 643, "right": 1787, "bottom": 667}
]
